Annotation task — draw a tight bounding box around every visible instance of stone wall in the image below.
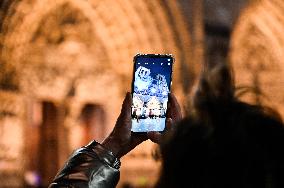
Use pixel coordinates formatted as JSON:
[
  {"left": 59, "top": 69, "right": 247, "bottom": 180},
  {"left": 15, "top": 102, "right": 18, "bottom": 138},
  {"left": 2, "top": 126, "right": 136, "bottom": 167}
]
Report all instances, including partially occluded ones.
[
  {"left": 0, "top": 91, "right": 24, "bottom": 187},
  {"left": 230, "top": 0, "right": 284, "bottom": 117},
  {"left": 0, "top": 0, "right": 196, "bottom": 187}
]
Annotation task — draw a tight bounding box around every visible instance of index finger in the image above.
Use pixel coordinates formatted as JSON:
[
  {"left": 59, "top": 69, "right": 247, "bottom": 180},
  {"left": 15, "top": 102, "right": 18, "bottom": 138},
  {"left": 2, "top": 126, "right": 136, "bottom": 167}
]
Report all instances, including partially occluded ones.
[{"left": 118, "top": 92, "right": 132, "bottom": 122}]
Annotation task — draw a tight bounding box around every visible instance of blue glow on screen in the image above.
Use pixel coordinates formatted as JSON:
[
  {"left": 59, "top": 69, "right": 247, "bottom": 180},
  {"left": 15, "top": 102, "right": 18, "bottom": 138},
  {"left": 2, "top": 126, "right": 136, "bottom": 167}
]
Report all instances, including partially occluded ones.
[
  {"left": 131, "top": 56, "right": 173, "bottom": 132},
  {"left": 135, "top": 57, "right": 172, "bottom": 89}
]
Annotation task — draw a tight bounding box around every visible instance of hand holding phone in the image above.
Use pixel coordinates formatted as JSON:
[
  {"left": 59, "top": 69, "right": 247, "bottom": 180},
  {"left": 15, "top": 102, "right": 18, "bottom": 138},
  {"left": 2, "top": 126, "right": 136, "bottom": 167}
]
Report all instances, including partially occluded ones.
[
  {"left": 131, "top": 54, "right": 174, "bottom": 132},
  {"left": 102, "top": 91, "right": 182, "bottom": 157},
  {"left": 102, "top": 55, "right": 178, "bottom": 157}
]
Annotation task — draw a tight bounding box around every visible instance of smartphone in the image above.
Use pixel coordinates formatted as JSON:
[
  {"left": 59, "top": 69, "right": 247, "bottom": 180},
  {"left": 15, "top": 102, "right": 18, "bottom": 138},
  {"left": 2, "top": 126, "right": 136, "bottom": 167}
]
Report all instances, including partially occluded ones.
[{"left": 131, "top": 54, "right": 174, "bottom": 132}]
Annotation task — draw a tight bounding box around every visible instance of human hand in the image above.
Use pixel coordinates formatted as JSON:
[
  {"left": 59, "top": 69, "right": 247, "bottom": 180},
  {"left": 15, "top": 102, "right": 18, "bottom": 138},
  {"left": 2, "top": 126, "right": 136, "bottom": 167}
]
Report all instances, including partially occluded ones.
[
  {"left": 147, "top": 93, "right": 182, "bottom": 144},
  {"left": 102, "top": 92, "right": 147, "bottom": 158}
]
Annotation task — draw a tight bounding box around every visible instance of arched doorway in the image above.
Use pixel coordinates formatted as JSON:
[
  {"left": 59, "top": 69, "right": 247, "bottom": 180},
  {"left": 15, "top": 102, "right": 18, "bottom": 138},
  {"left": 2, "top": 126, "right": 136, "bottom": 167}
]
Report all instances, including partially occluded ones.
[
  {"left": 0, "top": 0, "right": 197, "bottom": 187},
  {"left": 230, "top": 0, "right": 284, "bottom": 117},
  {"left": 24, "top": 100, "right": 64, "bottom": 187},
  {"left": 70, "top": 103, "right": 106, "bottom": 148}
]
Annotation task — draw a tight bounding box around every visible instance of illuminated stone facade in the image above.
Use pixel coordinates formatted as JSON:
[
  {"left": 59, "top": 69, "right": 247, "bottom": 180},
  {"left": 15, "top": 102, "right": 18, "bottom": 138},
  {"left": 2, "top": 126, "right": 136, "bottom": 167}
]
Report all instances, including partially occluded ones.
[
  {"left": 230, "top": 0, "right": 284, "bottom": 117},
  {"left": 0, "top": 91, "right": 24, "bottom": 187},
  {"left": 2, "top": 0, "right": 284, "bottom": 187},
  {"left": 0, "top": 0, "right": 196, "bottom": 187}
]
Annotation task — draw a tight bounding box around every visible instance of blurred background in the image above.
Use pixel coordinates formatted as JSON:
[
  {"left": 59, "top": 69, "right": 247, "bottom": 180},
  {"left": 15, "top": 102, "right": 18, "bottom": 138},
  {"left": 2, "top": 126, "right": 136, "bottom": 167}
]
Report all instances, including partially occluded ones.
[{"left": 1, "top": 0, "right": 284, "bottom": 187}]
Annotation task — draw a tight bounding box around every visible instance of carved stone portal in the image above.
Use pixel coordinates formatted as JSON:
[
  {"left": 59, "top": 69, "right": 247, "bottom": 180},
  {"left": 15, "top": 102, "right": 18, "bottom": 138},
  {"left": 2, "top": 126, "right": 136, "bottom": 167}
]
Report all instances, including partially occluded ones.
[
  {"left": 230, "top": 0, "right": 284, "bottom": 117},
  {"left": 0, "top": 0, "right": 195, "bottom": 187}
]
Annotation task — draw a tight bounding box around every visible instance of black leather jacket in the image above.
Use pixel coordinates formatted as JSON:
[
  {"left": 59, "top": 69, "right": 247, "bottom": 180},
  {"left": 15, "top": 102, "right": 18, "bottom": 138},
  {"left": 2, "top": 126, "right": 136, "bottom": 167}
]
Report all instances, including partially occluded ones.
[{"left": 49, "top": 141, "right": 121, "bottom": 188}]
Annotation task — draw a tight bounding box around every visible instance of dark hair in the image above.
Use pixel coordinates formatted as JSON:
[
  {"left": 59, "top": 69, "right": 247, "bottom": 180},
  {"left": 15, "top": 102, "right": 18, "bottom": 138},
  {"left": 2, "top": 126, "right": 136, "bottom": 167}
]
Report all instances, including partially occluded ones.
[{"left": 156, "top": 64, "right": 284, "bottom": 188}]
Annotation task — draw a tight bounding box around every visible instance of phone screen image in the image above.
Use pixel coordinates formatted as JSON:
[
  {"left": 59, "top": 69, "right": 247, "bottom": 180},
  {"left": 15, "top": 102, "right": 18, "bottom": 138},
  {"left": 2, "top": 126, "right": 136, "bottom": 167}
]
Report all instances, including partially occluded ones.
[{"left": 131, "top": 54, "right": 173, "bottom": 132}]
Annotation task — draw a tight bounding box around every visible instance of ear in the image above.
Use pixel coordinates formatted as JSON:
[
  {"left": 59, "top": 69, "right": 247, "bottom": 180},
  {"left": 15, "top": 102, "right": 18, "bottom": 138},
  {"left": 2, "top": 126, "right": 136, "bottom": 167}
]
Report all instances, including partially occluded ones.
[{"left": 192, "top": 63, "right": 235, "bottom": 114}]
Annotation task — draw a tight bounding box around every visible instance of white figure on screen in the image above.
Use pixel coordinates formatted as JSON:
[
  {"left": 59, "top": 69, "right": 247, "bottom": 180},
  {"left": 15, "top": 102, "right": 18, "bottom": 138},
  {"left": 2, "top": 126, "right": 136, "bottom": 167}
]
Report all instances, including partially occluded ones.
[{"left": 134, "top": 66, "right": 153, "bottom": 91}]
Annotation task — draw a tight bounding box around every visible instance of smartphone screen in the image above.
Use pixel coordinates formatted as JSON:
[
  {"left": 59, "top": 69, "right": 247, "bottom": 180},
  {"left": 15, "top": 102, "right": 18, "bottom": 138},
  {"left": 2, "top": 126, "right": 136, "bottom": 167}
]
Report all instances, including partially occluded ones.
[{"left": 131, "top": 54, "right": 174, "bottom": 132}]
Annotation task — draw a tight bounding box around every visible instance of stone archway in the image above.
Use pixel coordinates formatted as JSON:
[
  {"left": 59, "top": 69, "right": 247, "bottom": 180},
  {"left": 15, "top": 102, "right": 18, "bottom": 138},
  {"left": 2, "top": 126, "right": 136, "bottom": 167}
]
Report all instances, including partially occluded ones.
[
  {"left": 1, "top": 0, "right": 196, "bottom": 100},
  {"left": 0, "top": 0, "right": 196, "bottom": 187},
  {"left": 230, "top": 0, "right": 284, "bottom": 117}
]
